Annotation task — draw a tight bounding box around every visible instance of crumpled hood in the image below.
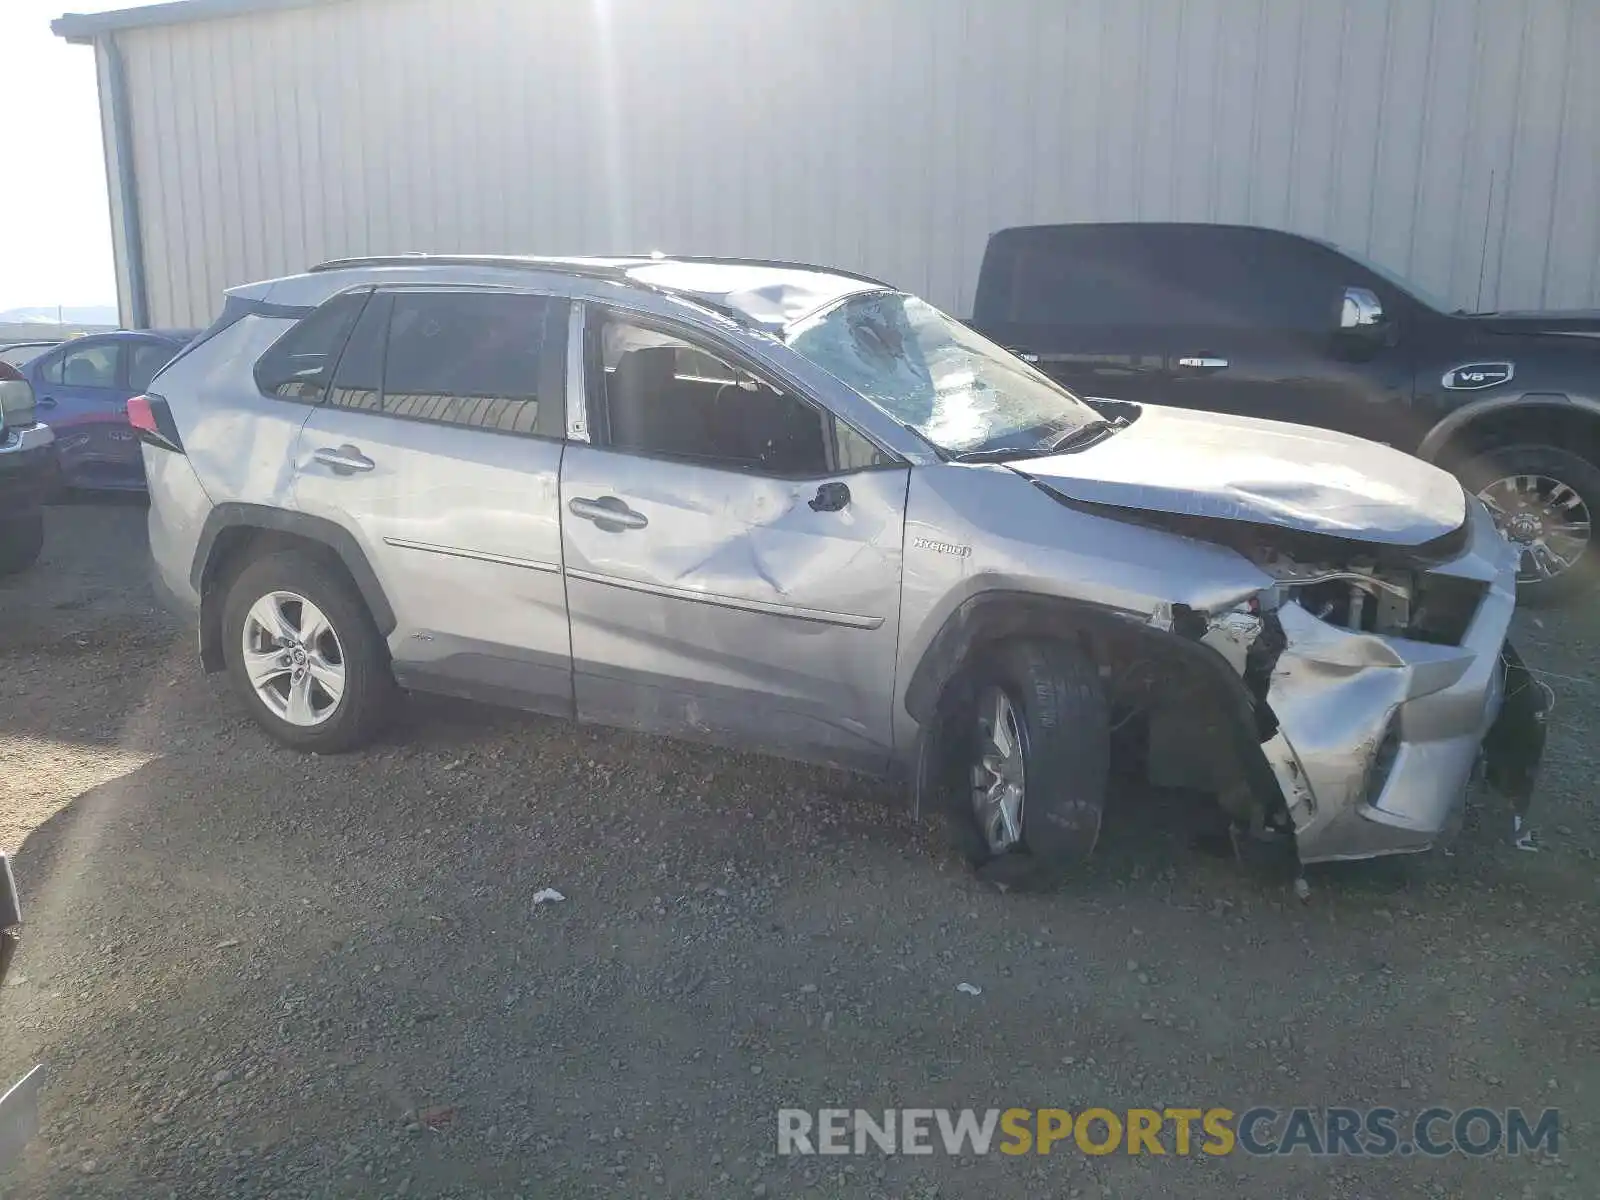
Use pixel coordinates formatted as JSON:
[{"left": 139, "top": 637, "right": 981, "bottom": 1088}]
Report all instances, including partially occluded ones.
[{"left": 1014, "top": 404, "right": 1466, "bottom": 546}]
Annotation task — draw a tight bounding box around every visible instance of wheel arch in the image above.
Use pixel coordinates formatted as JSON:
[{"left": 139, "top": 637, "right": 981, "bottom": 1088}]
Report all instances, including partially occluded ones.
[
  {"left": 191, "top": 504, "right": 395, "bottom": 673},
  {"left": 1417, "top": 393, "right": 1600, "bottom": 470},
  {"left": 904, "top": 590, "right": 1285, "bottom": 821}
]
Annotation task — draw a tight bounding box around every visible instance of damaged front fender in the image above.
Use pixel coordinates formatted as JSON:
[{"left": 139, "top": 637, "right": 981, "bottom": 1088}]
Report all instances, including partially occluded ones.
[{"left": 1199, "top": 589, "right": 1541, "bottom": 864}]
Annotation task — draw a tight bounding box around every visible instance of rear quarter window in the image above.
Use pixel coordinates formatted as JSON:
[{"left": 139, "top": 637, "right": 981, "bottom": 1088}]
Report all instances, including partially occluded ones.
[{"left": 254, "top": 289, "right": 371, "bottom": 402}]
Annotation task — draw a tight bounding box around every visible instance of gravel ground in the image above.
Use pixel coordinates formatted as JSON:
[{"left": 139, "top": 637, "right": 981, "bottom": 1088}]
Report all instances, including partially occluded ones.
[{"left": 1, "top": 502, "right": 1596, "bottom": 1199}]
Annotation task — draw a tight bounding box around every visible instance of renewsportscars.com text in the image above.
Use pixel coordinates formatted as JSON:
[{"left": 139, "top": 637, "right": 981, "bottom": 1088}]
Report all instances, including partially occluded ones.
[{"left": 777, "top": 1106, "right": 1560, "bottom": 1158}]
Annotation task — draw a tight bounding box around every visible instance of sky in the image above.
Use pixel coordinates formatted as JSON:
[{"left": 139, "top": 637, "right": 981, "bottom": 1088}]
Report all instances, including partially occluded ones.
[{"left": 0, "top": 1, "right": 164, "bottom": 314}]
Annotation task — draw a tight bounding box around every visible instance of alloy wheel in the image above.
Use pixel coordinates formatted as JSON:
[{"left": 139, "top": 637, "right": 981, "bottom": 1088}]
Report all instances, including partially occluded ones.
[
  {"left": 971, "top": 685, "right": 1026, "bottom": 855},
  {"left": 240, "top": 590, "right": 346, "bottom": 727},
  {"left": 1476, "top": 474, "right": 1592, "bottom": 584}
]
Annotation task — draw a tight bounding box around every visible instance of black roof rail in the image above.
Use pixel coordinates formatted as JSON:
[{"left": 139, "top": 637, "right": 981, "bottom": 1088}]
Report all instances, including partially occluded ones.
[
  {"left": 307, "top": 254, "right": 642, "bottom": 279},
  {"left": 307, "top": 252, "right": 892, "bottom": 289}
]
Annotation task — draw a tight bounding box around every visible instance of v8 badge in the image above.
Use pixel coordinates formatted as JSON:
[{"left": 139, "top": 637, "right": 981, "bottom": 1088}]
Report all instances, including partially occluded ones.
[{"left": 1442, "top": 362, "right": 1514, "bottom": 390}]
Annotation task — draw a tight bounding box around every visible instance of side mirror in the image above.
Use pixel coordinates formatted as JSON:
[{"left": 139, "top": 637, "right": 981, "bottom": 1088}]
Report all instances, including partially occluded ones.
[{"left": 1339, "top": 286, "right": 1385, "bottom": 332}]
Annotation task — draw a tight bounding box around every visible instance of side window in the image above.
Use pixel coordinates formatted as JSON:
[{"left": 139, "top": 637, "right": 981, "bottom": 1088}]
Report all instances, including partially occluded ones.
[
  {"left": 378, "top": 291, "right": 560, "bottom": 435},
  {"left": 254, "top": 289, "right": 370, "bottom": 402},
  {"left": 834, "top": 420, "right": 894, "bottom": 471},
  {"left": 126, "top": 340, "right": 177, "bottom": 392},
  {"left": 48, "top": 342, "right": 118, "bottom": 389},
  {"left": 326, "top": 292, "right": 389, "bottom": 412},
  {"left": 592, "top": 316, "right": 833, "bottom": 476},
  {"left": 1003, "top": 229, "right": 1180, "bottom": 327},
  {"left": 1145, "top": 228, "right": 1344, "bottom": 332}
]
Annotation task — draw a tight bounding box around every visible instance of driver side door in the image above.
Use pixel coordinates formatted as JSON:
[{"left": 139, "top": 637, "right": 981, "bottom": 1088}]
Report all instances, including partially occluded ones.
[
  {"left": 1149, "top": 226, "right": 1416, "bottom": 444},
  {"left": 559, "top": 306, "right": 911, "bottom": 770}
]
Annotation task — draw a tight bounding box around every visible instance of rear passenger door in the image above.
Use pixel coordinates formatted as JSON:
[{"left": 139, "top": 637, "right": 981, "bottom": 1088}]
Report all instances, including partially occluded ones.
[
  {"left": 969, "top": 226, "right": 1169, "bottom": 405},
  {"left": 559, "top": 305, "right": 910, "bottom": 771},
  {"left": 33, "top": 338, "right": 130, "bottom": 485},
  {"left": 291, "top": 287, "right": 575, "bottom": 716}
]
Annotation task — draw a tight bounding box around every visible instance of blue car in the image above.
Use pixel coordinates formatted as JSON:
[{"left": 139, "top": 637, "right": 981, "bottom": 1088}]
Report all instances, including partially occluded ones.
[{"left": 19, "top": 329, "right": 194, "bottom": 491}]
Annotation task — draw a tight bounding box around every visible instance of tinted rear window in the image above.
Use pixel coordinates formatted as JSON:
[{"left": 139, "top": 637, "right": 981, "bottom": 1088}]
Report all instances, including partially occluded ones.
[
  {"left": 379, "top": 292, "right": 558, "bottom": 435},
  {"left": 254, "top": 289, "right": 370, "bottom": 402}
]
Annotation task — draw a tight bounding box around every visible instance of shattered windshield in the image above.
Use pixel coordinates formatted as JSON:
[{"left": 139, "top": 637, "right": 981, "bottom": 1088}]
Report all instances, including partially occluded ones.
[{"left": 784, "top": 291, "right": 1100, "bottom": 456}]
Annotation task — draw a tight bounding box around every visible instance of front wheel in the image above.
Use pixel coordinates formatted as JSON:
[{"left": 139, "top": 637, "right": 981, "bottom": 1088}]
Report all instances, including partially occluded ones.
[
  {"left": 1459, "top": 443, "right": 1600, "bottom": 607},
  {"left": 0, "top": 511, "right": 44, "bottom": 578},
  {"left": 947, "top": 640, "right": 1110, "bottom": 891},
  {"left": 221, "top": 550, "right": 396, "bottom": 752}
]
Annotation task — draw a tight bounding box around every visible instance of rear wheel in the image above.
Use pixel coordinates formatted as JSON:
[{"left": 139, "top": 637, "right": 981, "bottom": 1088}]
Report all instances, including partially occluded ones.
[
  {"left": 0, "top": 511, "right": 44, "bottom": 577},
  {"left": 222, "top": 550, "right": 395, "bottom": 752},
  {"left": 1459, "top": 443, "right": 1599, "bottom": 606},
  {"left": 945, "top": 640, "right": 1110, "bottom": 891}
]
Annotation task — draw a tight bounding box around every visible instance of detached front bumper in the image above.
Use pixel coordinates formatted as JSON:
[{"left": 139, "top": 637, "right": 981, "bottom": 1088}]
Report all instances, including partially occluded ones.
[{"left": 1239, "top": 503, "right": 1545, "bottom": 864}]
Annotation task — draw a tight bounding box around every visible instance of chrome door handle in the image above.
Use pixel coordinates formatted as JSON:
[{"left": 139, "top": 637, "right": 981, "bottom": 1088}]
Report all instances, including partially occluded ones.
[
  {"left": 1176, "top": 356, "right": 1229, "bottom": 370},
  {"left": 568, "top": 495, "right": 648, "bottom": 531},
  {"left": 313, "top": 444, "right": 375, "bottom": 474}
]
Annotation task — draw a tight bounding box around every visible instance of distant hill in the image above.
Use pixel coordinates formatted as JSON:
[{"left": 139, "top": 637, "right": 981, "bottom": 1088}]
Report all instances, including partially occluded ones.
[{"left": 0, "top": 305, "right": 119, "bottom": 326}]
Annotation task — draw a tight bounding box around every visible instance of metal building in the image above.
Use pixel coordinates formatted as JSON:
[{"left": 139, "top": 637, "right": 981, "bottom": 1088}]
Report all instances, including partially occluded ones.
[{"left": 57, "top": 0, "right": 1600, "bottom": 330}]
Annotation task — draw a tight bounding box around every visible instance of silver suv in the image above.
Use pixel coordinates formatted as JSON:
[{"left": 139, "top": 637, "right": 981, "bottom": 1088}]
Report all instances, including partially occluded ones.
[{"left": 138, "top": 256, "right": 1545, "bottom": 888}]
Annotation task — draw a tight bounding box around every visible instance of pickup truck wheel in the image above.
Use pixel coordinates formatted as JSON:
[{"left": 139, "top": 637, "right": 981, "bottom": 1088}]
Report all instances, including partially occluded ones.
[
  {"left": 222, "top": 550, "right": 396, "bottom": 752},
  {"left": 1461, "top": 444, "right": 1599, "bottom": 606},
  {"left": 951, "top": 640, "right": 1110, "bottom": 891},
  {"left": 0, "top": 511, "right": 44, "bottom": 577}
]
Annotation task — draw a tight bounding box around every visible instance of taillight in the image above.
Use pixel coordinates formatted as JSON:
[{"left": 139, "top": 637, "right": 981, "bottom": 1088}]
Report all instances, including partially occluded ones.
[{"left": 126, "top": 392, "right": 184, "bottom": 453}]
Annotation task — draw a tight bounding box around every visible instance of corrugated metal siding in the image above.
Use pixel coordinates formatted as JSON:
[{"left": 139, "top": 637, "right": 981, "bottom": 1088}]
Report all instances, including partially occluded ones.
[{"left": 111, "top": 0, "right": 1600, "bottom": 327}]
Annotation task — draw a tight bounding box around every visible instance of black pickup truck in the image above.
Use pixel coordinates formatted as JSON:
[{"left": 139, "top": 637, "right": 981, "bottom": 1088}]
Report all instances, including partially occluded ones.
[
  {"left": 0, "top": 361, "right": 54, "bottom": 577},
  {"left": 972, "top": 223, "right": 1600, "bottom": 604}
]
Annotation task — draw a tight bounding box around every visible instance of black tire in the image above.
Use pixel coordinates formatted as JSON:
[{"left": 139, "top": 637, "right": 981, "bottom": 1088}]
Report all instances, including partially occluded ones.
[
  {"left": 944, "top": 640, "right": 1110, "bottom": 891},
  {"left": 1456, "top": 443, "right": 1600, "bottom": 607},
  {"left": 0, "top": 511, "right": 44, "bottom": 578},
  {"left": 221, "top": 549, "right": 395, "bottom": 752}
]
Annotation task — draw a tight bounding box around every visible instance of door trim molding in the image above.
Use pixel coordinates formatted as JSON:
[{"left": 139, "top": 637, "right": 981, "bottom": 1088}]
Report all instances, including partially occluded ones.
[
  {"left": 382, "top": 536, "right": 560, "bottom": 574},
  {"left": 564, "top": 568, "right": 884, "bottom": 629}
]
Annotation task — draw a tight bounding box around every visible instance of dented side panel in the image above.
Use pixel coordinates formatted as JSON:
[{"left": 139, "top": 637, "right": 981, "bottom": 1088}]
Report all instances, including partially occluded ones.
[
  {"left": 892, "top": 461, "right": 1274, "bottom": 754},
  {"left": 561, "top": 442, "right": 911, "bottom": 768}
]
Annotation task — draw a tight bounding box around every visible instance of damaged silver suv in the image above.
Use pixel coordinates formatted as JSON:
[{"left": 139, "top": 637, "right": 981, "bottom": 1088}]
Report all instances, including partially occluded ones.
[{"left": 137, "top": 255, "right": 1545, "bottom": 888}]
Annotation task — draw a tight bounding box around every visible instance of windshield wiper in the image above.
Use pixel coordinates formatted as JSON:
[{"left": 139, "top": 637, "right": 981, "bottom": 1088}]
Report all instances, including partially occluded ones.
[
  {"left": 952, "top": 417, "right": 1128, "bottom": 463},
  {"left": 951, "top": 443, "right": 1060, "bottom": 463},
  {"left": 1045, "top": 416, "right": 1127, "bottom": 452},
  {"left": 947, "top": 419, "right": 1126, "bottom": 464}
]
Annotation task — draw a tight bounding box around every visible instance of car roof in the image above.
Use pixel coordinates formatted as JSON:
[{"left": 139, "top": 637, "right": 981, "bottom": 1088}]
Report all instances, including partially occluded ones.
[{"left": 308, "top": 254, "right": 891, "bottom": 330}]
